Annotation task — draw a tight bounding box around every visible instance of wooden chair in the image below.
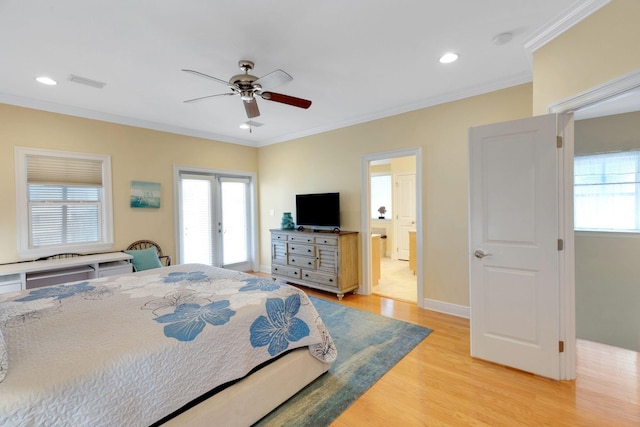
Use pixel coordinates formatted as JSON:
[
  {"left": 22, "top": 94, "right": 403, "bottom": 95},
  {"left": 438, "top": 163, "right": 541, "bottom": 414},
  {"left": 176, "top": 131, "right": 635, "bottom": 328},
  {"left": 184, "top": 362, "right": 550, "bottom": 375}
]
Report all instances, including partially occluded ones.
[
  {"left": 38, "top": 253, "right": 82, "bottom": 261},
  {"left": 126, "top": 240, "right": 171, "bottom": 267}
]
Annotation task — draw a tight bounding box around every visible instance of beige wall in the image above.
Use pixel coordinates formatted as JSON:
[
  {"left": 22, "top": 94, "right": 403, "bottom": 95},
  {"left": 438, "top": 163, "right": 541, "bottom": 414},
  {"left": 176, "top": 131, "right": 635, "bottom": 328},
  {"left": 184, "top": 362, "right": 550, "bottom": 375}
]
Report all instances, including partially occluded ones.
[
  {"left": 533, "top": 0, "right": 640, "bottom": 114},
  {"left": 258, "top": 83, "right": 533, "bottom": 306},
  {"left": 0, "top": 103, "right": 258, "bottom": 263},
  {"left": 533, "top": 0, "right": 640, "bottom": 351},
  {"left": 574, "top": 113, "right": 640, "bottom": 351},
  {"left": 575, "top": 111, "right": 640, "bottom": 154}
]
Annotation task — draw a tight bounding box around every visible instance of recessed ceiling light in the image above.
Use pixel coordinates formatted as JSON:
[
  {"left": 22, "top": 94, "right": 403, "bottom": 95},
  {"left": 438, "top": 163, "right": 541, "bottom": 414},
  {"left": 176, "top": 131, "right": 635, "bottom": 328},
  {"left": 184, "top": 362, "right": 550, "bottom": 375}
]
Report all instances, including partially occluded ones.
[
  {"left": 35, "top": 76, "right": 58, "bottom": 86},
  {"left": 439, "top": 53, "right": 459, "bottom": 64},
  {"left": 239, "top": 123, "right": 250, "bottom": 129}
]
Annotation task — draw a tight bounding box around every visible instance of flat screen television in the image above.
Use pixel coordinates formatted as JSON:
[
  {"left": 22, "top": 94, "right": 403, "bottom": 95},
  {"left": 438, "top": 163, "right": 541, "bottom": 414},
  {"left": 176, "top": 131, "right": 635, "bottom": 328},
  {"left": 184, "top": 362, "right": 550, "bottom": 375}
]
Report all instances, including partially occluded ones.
[{"left": 296, "top": 192, "right": 340, "bottom": 228}]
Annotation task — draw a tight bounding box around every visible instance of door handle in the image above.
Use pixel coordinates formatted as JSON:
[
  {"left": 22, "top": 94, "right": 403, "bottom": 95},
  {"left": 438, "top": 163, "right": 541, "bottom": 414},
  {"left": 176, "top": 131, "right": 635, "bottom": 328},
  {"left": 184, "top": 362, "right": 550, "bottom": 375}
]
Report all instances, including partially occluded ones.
[{"left": 474, "top": 249, "right": 491, "bottom": 259}]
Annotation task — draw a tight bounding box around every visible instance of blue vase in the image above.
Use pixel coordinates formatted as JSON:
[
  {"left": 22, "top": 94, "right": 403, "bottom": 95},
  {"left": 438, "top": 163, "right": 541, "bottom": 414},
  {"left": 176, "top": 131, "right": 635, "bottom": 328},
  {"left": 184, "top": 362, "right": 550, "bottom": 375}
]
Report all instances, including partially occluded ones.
[{"left": 281, "top": 212, "right": 295, "bottom": 229}]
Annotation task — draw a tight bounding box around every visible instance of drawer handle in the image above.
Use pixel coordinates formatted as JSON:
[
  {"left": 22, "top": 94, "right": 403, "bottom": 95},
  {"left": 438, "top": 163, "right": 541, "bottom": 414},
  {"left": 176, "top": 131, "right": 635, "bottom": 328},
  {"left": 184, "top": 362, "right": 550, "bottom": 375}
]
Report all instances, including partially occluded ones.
[
  {"left": 294, "top": 271, "right": 299, "bottom": 275},
  {"left": 307, "top": 249, "right": 312, "bottom": 253},
  {"left": 291, "top": 247, "right": 295, "bottom": 250},
  {"left": 307, "top": 262, "right": 312, "bottom": 266},
  {"left": 274, "top": 267, "right": 279, "bottom": 271},
  {"left": 329, "top": 278, "right": 334, "bottom": 282},
  {"left": 305, "top": 273, "right": 309, "bottom": 277},
  {"left": 291, "top": 258, "right": 295, "bottom": 262}
]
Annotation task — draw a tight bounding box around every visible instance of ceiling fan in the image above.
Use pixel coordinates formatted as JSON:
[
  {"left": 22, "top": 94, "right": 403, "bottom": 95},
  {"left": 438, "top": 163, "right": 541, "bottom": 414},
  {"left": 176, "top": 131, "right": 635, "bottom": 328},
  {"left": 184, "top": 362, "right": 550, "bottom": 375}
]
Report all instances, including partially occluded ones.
[{"left": 182, "top": 60, "right": 312, "bottom": 119}]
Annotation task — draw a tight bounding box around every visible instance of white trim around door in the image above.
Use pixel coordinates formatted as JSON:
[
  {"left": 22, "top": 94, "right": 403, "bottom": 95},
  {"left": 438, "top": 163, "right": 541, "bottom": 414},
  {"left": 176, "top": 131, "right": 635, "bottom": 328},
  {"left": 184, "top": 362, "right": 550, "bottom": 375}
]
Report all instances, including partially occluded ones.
[{"left": 360, "top": 147, "right": 423, "bottom": 308}]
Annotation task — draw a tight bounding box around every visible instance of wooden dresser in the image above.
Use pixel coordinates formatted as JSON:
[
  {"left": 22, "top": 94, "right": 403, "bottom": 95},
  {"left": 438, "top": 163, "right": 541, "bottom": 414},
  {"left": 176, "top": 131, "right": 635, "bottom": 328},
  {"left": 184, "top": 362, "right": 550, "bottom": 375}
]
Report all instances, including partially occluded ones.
[{"left": 270, "top": 229, "right": 359, "bottom": 299}]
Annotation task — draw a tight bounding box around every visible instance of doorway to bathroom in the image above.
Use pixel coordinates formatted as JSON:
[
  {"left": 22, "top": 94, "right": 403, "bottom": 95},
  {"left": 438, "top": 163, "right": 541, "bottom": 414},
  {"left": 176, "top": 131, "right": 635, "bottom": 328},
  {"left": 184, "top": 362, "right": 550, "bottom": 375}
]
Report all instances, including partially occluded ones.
[{"left": 368, "top": 154, "right": 418, "bottom": 303}]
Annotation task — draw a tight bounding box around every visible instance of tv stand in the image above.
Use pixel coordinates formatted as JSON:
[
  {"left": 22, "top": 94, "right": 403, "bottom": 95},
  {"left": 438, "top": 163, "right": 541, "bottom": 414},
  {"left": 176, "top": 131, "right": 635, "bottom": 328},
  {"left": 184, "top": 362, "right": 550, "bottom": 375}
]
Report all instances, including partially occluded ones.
[{"left": 270, "top": 229, "right": 358, "bottom": 300}]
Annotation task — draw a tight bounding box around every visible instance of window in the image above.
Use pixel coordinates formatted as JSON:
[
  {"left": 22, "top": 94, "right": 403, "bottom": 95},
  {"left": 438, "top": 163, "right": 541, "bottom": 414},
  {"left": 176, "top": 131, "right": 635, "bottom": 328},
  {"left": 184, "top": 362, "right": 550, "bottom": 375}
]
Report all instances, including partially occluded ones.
[
  {"left": 371, "top": 174, "right": 393, "bottom": 219},
  {"left": 574, "top": 150, "right": 640, "bottom": 232},
  {"left": 15, "top": 147, "right": 113, "bottom": 257}
]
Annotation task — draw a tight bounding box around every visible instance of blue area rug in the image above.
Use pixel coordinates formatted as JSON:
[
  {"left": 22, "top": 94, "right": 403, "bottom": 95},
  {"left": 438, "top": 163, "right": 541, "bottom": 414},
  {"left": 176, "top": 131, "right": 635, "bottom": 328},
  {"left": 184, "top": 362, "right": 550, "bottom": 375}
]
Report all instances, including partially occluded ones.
[{"left": 254, "top": 296, "right": 432, "bottom": 426}]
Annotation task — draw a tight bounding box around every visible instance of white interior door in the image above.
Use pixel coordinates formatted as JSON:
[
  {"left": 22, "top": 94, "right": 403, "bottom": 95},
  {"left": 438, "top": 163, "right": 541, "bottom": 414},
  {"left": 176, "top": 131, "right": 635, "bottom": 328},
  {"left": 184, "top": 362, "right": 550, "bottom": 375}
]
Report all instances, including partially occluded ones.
[
  {"left": 394, "top": 173, "right": 416, "bottom": 260},
  {"left": 469, "top": 114, "right": 566, "bottom": 380}
]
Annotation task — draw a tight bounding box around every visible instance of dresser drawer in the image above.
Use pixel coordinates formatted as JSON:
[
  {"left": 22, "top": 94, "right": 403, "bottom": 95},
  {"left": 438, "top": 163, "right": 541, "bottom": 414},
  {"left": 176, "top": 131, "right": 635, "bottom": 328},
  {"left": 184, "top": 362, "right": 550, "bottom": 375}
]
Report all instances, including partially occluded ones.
[
  {"left": 302, "top": 270, "right": 338, "bottom": 288},
  {"left": 315, "top": 236, "right": 338, "bottom": 246},
  {"left": 288, "top": 243, "right": 315, "bottom": 256},
  {"left": 288, "top": 255, "right": 316, "bottom": 269},
  {"left": 288, "top": 234, "right": 315, "bottom": 244},
  {"left": 272, "top": 232, "right": 288, "bottom": 242},
  {"left": 271, "top": 264, "right": 301, "bottom": 280}
]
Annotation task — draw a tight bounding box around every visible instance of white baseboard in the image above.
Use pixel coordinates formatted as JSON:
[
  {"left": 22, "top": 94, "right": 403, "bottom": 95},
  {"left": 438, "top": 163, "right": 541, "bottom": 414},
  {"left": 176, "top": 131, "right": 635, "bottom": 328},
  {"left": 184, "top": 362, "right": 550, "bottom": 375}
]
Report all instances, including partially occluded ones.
[
  {"left": 259, "top": 265, "right": 271, "bottom": 274},
  {"left": 423, "top": 298, "right": 470, "bottom": 319}
]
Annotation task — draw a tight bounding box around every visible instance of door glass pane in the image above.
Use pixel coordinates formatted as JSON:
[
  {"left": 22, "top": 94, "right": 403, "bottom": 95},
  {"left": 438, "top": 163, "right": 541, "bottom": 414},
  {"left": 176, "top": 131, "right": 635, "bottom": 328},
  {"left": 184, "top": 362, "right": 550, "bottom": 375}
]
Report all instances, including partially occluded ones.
[
  {"left": 181, "top": 178, "right": 213, "bottom": 264},
  {"left": 221, "top": 180, "right": 248, "bottom": 265}
]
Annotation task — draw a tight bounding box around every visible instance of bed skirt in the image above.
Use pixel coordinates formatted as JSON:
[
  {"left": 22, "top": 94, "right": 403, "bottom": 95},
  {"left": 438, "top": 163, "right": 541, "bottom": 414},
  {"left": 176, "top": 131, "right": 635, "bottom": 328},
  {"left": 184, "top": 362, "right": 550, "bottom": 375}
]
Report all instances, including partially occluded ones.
[{"left": 159, "top": 347, "right": 330, "bottom": 426}]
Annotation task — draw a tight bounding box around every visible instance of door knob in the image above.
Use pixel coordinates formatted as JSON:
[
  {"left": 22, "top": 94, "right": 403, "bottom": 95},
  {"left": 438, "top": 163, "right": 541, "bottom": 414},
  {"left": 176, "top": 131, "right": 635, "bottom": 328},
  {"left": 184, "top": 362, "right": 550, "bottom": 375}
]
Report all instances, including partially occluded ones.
[{"left": 474, "top": 249, "right": 491, "bottom": 259}]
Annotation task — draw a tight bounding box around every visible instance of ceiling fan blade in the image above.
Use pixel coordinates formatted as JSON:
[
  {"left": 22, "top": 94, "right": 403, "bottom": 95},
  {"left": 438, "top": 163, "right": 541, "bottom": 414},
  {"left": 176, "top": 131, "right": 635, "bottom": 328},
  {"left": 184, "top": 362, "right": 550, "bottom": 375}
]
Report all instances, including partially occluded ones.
[
  {"left": 244, "top": 99, "right": 260, "bottom": 118},
  {"left": 254, "top": 69, "right": 292, "bottom": 90},
  {"left": 183, "top": 93, "right": 235, "bottom": 103},
  {"left": 182, "top": 69, "right": 230, "bottom": 86},
  {"left": 261, "top": 92, "right": 312, "bottom": 109}
]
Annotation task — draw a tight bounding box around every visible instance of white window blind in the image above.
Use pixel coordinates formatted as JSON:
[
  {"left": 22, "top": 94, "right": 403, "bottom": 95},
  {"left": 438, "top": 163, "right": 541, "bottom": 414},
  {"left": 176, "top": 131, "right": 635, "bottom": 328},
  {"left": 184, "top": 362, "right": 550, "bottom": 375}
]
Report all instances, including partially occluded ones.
[
  {"left": 574, "top": 150, "right": 640, "bottom": 231},
  {"left": 15, "top": 147, "right": 113, "bottom": 258},
  {"left": 180, "top": 175, "right": 215, "bottom": 265}
]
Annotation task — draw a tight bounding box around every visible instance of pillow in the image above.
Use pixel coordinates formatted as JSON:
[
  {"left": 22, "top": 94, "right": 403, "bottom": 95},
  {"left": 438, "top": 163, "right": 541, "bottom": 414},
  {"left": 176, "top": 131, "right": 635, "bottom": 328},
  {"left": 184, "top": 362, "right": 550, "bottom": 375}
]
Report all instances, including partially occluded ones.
[
  {"left": 0, "top": 326, "right": 7, "bottom": 383},
  {"left": 124, "top": 247, "right": 163, "bottom": 271}
]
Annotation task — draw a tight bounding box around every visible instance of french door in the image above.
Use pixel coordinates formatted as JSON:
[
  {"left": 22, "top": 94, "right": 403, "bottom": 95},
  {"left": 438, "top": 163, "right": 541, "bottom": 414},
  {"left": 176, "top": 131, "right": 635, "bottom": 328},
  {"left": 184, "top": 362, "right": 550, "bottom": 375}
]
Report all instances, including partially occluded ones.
[{"left": 176, "top": 169, "right": 254, "bottom": 271}]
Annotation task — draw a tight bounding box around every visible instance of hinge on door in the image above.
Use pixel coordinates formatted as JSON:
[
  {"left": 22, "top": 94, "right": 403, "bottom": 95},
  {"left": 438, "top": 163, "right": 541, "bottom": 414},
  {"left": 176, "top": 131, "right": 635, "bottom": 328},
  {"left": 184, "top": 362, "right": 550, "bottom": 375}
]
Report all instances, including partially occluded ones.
[
  {"left": 559, "top": 341, "right": 565, "bottom": 353},
  {"left": 557, "top": 136, "right": 563, "bottom": 148},
  {"left": 557, "top": 239, "right": 564, "bottom": 251}
]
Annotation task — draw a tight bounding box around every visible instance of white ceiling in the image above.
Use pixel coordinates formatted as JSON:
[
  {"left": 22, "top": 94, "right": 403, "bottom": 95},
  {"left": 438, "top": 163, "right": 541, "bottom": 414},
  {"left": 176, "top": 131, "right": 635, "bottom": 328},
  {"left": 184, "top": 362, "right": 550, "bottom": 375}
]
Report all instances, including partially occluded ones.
[{"left": 0, "top": 1, "right": 608, "bottom": 147}]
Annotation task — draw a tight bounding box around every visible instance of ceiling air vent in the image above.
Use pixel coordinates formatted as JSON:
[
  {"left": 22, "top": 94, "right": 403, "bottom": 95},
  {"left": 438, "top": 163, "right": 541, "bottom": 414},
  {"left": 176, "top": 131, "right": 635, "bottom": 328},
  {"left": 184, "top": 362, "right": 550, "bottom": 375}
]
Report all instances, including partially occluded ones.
[{"left": 68, "top": 74, "right": 106, "bottom": 89}]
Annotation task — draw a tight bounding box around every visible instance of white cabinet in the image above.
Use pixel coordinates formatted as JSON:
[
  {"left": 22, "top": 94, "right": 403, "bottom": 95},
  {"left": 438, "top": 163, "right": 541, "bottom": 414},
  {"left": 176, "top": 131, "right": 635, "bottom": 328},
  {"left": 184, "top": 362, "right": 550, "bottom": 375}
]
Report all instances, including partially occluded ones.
[
  {"left": 0, "top": 274, "right": 23, "bottom": 294},
  {"left": 97, "top": 261, "right": 133, "bottom": 278},
  {"left": 270, "top": 229, "right": 358, "bottom": 300},
  {"left": 0, "top": 252, "right": 133, "bottom": 294}
]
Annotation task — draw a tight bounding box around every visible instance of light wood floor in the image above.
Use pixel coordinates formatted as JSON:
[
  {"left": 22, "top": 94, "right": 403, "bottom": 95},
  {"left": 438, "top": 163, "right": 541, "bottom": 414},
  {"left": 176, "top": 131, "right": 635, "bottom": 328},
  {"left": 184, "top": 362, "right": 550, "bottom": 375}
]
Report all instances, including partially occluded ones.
[
  {"left": 257, "top": 274, "right": 639, "bottom": 426},
  {"left": 373, "top": 257, "right": 417, "bottom": 303}
]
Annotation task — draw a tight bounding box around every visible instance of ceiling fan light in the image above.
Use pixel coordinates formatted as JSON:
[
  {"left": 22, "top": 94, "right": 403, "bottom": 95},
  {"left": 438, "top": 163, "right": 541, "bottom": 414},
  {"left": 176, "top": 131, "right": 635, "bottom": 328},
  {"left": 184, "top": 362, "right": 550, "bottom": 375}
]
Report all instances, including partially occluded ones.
[
  {"left": 36, "top": 76, "right": 58, "bottom": 85},
  {"left": 439, "top": 52, "right": 459, "bottom": 64}
]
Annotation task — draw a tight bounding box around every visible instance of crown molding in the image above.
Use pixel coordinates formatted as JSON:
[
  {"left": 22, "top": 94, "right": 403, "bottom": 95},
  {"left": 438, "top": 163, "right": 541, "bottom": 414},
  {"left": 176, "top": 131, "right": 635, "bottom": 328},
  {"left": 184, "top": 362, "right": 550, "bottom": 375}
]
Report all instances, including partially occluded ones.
[
  {"left": 523, "top": 0, "right": 611, "bottom": 67},
  {"left": 548, "top": 68, "right": 640, "bottom": 114},
  {"left": 256, "top": 71, "right": 533, "bottom": 147},
  {"left": 0, "top": 93, "right": 255, "bottom": 147}
]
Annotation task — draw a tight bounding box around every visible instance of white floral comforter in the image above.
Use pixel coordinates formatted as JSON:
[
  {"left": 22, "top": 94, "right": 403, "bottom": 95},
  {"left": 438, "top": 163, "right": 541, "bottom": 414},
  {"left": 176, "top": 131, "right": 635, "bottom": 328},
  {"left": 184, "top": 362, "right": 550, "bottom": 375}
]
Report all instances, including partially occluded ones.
[{"left": 0, "top": 264, "right": 336, "bottom": 427}]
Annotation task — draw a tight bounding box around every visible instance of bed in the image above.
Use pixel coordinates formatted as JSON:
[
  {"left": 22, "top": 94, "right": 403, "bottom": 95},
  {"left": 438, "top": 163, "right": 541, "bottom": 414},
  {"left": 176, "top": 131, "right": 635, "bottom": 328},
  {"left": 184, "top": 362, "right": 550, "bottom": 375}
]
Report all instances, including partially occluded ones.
[{"left": 0, "top": 263, "right": 336, "bottom": 426}]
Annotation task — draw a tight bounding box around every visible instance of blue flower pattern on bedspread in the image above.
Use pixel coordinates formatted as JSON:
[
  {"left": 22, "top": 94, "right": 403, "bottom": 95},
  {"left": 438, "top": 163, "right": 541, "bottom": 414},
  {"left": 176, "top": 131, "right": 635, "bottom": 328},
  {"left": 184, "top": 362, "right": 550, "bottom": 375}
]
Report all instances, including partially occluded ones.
[
  {"left": 239, "top": 277, "right": 281, "bottom": 292},
  {"left": 162, "top": 271, "right": 208, "bottom": 283},
  {"left": 154, "top": 300, "right": 236, "bottom": 341},
  {"left": 15, "top": 281, "right": 96, "bottom": 301},
  {"left": 250, "top": 294, "right": 310, "bottom": 356}
]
